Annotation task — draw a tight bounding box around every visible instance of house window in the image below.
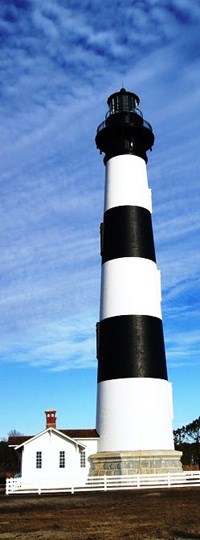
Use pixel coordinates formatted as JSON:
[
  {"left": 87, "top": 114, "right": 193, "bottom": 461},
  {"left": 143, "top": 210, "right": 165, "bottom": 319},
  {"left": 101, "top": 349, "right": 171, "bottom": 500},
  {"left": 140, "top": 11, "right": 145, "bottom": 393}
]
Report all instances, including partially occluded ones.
[
  {"left": 80, "top": 450, "right": 86, "bottom": 468},
  {"left": 36, "top": 451, "right": 42, "bottom": 469},
  {"left": 59, "top": 451, "right": 65, "bottom": 468}
]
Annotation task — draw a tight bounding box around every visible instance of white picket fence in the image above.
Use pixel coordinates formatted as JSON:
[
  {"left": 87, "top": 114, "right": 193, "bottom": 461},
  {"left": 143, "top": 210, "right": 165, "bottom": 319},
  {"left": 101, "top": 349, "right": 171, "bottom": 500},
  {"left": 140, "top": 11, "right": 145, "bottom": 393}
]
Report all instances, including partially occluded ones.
[{"left": 6, "top": 471, "right": 200, "bottom": 495}]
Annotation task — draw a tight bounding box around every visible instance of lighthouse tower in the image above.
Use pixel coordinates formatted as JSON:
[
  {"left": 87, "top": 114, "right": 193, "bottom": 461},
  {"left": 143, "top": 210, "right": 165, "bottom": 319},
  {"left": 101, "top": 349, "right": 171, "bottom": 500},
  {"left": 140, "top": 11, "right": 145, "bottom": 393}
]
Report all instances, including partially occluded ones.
[{"left": 90, "top": 88, "right": 182, "bottom": 475}]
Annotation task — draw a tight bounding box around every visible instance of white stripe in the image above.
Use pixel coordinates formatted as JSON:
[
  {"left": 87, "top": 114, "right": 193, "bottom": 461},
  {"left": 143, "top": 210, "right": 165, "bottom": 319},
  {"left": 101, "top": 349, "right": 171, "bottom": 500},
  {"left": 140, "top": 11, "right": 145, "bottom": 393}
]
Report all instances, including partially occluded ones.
[
  {"left": 104, "top": 154, "right": 152, "bottom": 212},
  {"left": 100, "top": 258, "right": 162, "bottom": 320},
  {"left": 96, "top": 378, "right": 174, "bottom": 452}
]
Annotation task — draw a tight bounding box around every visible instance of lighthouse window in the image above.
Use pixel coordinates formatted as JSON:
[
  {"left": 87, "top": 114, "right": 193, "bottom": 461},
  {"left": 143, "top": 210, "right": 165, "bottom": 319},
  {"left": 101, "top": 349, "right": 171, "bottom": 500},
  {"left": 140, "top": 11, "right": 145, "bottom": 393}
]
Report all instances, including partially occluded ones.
[
  {"left": 124, "top": 139, "right": 130, "bottom": 150},
  {"left": 80, "top": 450, "right": 86, "bottom": 468},
  {"left": 110, "top": 98, "right": 115, "bottom": 113},
  {"left": 122, "top": 95, "right": 129, "bottom": 111},
  {"left": 36, "top": 451, "right": 42, "bottom": 469},
  {"left": 59, "top": 451, "right": 65, "bottom": 468}
]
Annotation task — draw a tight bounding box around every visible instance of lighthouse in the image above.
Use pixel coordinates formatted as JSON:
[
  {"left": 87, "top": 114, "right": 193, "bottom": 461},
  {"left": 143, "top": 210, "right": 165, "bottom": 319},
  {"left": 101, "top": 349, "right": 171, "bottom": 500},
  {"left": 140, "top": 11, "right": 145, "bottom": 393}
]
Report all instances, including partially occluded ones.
[{"left": 90, "top": 88, "right": 182, "bottom": 475}]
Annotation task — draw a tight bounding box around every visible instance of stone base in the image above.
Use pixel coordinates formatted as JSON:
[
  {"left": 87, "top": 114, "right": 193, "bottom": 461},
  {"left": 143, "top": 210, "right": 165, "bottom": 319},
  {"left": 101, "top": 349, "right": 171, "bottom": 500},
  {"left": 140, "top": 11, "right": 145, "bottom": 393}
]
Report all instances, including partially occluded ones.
[{"left": 89, "top": 450, "right": 182, "bottom": 476}]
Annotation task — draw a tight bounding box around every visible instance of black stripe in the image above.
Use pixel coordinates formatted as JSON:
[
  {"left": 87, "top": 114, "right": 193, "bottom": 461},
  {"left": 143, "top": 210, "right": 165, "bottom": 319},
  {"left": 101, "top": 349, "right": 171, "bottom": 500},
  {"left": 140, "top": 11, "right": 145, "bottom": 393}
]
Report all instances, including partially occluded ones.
[
  {"left": 97, "top": 315, "right": 168, "bottom": 382},
  {"left": 102, "top": 206, "right": 156, "bottom": 263}
]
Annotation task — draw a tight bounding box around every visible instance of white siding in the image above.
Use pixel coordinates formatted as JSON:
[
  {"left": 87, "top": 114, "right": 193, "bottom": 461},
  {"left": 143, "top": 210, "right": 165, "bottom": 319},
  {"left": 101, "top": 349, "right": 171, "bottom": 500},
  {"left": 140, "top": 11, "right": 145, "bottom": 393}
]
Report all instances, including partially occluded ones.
[{"left": 20, "top": 430, "right": 98, "bottom": 489}]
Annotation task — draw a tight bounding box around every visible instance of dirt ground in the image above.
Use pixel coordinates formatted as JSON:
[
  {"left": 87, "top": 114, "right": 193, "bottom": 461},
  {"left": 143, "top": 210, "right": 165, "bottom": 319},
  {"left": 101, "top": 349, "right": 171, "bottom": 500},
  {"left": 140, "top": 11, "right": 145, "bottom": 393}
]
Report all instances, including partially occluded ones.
[{"left": 0, "top": 488, "right": 200, "bottom": 540}]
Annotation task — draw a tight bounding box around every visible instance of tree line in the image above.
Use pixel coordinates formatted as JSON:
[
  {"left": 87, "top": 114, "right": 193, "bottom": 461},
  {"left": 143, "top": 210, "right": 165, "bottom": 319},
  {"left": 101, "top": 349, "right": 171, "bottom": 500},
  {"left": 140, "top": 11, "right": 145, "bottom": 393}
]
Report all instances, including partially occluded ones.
[
  {"left": 173, "top": 416, "right": 200, "bottom": 468},
  {"left": 0, "top": 431, "right": 21, "bottom": 483}
]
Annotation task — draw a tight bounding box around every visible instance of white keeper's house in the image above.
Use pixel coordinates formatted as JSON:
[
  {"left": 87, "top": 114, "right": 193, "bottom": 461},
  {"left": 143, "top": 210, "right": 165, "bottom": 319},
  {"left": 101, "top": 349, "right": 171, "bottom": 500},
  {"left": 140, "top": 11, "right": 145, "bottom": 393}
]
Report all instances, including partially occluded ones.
[{"left": 8, "top": 410, "right": 98, "bottom": 489}]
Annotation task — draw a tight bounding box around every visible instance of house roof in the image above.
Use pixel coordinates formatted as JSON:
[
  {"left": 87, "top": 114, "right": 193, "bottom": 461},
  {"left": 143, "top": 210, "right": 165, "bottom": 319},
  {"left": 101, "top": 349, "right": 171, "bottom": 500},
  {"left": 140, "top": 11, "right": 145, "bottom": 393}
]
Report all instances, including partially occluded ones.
[
  {"left": 61, "top": 429, "right": 99, "bottom": 439},
  {"left": 8, "top": 428, "right": 99, "bottom": 447},
  {"left": 8, "top": 435, "right": 33, "bottom": 446}
]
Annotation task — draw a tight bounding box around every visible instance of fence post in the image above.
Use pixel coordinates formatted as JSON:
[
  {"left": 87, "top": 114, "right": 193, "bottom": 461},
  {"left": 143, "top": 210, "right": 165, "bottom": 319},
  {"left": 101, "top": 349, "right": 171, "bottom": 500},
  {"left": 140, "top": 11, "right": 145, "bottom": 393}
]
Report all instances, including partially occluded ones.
[
  {"left": 167, "top": 473, "right": 171, "bottom": 488},
  {"left": 5, "top": 478, "right": 9, "bottom": 495},
  {"left": 104, "top": 475, "right": 107, "bottom": 491},
  {"left": 137, "top": 474, "right": 140, "bottom": 489}
]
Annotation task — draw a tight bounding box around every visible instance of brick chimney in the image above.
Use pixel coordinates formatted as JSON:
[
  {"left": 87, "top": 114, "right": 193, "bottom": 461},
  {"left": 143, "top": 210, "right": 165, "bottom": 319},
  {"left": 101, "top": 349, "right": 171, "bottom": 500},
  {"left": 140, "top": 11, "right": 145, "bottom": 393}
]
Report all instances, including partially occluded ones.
[{"left": 45, "top": 410, "right": 57, "bottom": 429}]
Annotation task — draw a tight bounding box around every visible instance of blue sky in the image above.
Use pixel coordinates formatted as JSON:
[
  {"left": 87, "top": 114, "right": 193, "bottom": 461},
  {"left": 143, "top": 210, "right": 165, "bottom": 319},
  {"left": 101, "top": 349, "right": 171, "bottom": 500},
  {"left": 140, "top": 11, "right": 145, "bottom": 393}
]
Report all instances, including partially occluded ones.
[{"left": 0, "top": 0, "right": 199, "bottom": 438}]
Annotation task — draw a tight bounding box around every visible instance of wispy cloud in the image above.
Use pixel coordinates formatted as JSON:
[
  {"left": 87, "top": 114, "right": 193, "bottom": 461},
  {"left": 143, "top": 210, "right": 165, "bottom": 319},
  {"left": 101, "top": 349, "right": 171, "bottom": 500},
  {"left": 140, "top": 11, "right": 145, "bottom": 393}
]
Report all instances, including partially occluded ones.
[
  {"left": 0, "top": 316, "right": 96, "bottom": 371},
  {"left": 0, "top": 0, "right": 199, "bottom": 380}
]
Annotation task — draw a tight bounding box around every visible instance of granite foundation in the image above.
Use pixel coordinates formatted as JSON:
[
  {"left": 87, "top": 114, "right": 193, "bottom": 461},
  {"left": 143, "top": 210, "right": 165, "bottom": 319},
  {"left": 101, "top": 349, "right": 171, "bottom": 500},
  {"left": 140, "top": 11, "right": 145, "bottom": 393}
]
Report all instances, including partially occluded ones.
[{"left": 89, "top": 450, "right": 182, "bottom": 476}]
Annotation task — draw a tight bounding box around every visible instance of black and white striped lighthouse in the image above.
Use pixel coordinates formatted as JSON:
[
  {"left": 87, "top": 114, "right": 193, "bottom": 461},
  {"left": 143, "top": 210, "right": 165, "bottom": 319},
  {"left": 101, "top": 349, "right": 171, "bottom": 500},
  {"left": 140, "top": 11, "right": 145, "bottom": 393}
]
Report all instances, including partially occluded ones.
[{"left": 90, "top": 88, "right": 182, "bottom": 475}]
